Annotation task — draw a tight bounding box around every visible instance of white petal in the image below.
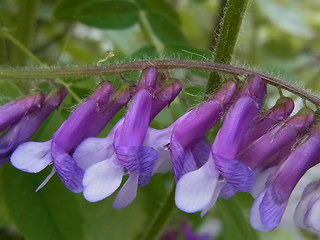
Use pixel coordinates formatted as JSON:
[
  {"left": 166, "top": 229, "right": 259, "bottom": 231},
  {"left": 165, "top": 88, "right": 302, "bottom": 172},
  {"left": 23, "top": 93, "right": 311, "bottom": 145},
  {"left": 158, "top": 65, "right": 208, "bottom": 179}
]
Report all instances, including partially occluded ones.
[
  {"left": 112, "top": 173, "right": 139, "bottom": 209},
  {"left": 83, "top": 157, "right": 123, "bottom": 202},
  {"left": 294, "top": 193, "right": 314, "bottom": 229},
  {"left": 251, "top": 167, "right": 276, "bottom": 199},
  {"left": 175, "top": 161, "right": 219, "bottom": 213},
  {"left": 250, "top": 190, "right": 271, "bottom": 232},
  {"left": 144, "top": 127, "right": 172, "bottom": 148},
  {"left": 73, "top": 137, "right": 113, "bottom": 170},
  {"left": 307, "top": 198, "right": 320, "bottom": 231},
  {"left": 201, "top": 180, "right": 225, "bottom": 217},
  {"left": 11, "top": 141, "right": 52, "bottom": 173}
]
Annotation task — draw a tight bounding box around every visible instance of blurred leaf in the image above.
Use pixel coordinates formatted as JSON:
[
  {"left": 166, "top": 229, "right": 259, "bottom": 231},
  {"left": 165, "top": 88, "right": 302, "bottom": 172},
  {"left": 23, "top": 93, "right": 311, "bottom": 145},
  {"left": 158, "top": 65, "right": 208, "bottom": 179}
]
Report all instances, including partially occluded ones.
[
  {"left": 257, "top": 0, "right": 312, "bottom": 38},
  {"left": 146, "top": 12, "right": 187, "bottom": 45},
  {"left": 136, "top": 0, "right": 180, "bottom": 25},
  {"left": 79, "top": 190, "right": 147, "bottom": 240},
  {"left": 215, "top": 197, "right": 258, "bottom": 240},
  {"left": 1, "top": 165, "right": 84, "bottom": 240},
  {"left": 55, "top": 0, "right": 139, "bottom": 29}
]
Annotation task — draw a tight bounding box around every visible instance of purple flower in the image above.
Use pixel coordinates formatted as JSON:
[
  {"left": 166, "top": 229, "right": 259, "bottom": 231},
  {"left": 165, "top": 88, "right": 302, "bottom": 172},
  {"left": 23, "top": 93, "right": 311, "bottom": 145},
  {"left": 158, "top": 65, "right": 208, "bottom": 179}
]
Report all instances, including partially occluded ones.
[
  {"left": 220, "top": 96, "right": 295, "bottom": 199},
  {"left": 73, "top": 68, "right": 182, "bottom": 208},
  {"left": 0, "top": 88, "right": 67, "bottom": 165},
  {"left": 171, "top": 81, "right": 237, "bottom": 182},
  {"left": 295, "top": 180, "right": 320, "bottom": 231},
  {"left": 212, "top": 76, "right": 267, "bottom": 193},
  {"left": 240, "top": 109, "right": 315, "bottom": 198},
  {"left": 173, "top": 81, "right": 237, "bottom": 215},
  {"left": 0, "top": 93, "right": 45, "bottom": 132},
  {"left": 250, "top": 122, "right": 320, "bottom": 232},
  {"left": 11, "top": 82, "right": 127, "bottom": 193}
]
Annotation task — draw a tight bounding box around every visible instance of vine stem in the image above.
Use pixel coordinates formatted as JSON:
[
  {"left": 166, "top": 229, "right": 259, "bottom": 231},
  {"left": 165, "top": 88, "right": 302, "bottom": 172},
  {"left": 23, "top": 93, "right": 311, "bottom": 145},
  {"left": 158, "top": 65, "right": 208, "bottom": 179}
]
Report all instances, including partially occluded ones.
[
  {"left": 141, "top": 186, "right": 176, "bottom": 240},
  {"left": 1, "top": 59, "right": 319, "bottom": 106}
]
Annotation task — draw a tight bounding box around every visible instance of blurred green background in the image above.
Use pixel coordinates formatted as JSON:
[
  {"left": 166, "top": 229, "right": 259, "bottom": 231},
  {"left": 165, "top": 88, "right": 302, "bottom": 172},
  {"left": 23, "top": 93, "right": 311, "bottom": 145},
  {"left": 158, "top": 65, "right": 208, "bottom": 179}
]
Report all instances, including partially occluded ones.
[{"left": 1, "top": 0, "right": 320, "bottom": 239}]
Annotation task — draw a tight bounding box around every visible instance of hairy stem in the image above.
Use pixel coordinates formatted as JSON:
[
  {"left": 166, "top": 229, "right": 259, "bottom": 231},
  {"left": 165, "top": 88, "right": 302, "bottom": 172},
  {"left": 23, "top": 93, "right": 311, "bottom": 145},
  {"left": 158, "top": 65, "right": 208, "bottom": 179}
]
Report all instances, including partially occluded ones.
[
  {"left": 0, "top": 59, "right": 318, "bottom": 105},
  {"left": 207, "top": 0, "right": 249, "bottom": 93},
  {"left": 141, "top": 186, "right": 176, "bottom": 240}
]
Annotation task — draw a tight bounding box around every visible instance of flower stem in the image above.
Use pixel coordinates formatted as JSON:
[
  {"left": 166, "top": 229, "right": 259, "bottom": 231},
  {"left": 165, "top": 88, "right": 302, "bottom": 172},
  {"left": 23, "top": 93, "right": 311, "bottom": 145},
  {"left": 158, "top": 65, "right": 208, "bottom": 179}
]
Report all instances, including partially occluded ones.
[
  {"left": 0, "top": 60, "right": 318, "bottom": 106},
  {"left": 206, "top": 0, "right": 249, "bottom": 93},
  {"left": 141, "top": 186, "right": 176, "bottom": 240}
]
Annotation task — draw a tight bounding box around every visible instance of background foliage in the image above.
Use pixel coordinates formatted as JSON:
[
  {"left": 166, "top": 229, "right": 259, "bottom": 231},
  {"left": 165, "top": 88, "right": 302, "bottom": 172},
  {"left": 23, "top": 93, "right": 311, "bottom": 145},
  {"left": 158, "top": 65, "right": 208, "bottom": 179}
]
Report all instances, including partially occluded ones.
[{"left": 1, "top": 0, "right": 320, "bottom": 239}]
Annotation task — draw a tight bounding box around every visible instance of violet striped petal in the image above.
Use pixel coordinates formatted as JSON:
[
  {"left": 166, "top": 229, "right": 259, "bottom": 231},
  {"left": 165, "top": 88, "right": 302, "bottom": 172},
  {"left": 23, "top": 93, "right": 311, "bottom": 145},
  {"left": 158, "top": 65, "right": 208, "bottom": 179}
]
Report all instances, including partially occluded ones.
[
  {"left": 51, "top": 141, "right": 84, "bottom": 193},
  {"left": 114, "top": 145, "right": 158, "bottom": 186},
  {"left": 212, "top": 153, "right": 255, "bottom": 192}
]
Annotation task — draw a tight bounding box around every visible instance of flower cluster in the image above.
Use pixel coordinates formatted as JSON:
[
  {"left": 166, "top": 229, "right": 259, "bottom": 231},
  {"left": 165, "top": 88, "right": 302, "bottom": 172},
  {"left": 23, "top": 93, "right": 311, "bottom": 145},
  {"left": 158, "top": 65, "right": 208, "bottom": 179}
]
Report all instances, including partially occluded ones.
[{"left": 2, "top": 68, "right": 320, "bottom": 232}]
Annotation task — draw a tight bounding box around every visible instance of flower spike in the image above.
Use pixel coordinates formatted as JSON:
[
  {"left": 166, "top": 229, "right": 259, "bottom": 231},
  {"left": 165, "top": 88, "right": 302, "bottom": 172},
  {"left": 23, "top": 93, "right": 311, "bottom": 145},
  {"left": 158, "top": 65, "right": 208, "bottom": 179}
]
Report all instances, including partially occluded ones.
[
  {"left": 250, "top": 122, "right": 320, "bottom": 232},
  {"left": 1, "top": 88, "right": 67, "bottom": 166},
  {"left": 11, "top": 83, "right": 116, "bottom": 193}
]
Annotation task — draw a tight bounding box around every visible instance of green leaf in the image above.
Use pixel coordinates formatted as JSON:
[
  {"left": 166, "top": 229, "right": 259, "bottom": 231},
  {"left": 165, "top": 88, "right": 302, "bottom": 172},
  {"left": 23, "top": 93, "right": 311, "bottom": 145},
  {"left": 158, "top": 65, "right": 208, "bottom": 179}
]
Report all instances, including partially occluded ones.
[
  {"left": 146, "top": 12, "right": 186, "bottom": 44},
  {"left": 1, "top": 165, "right": 84, "bottom": 240},
  {"left": 55, "top": 0, "right": 139, "bottom": 29},
  {"left": 136, "top": 0, "right": 180, "bottom": 25}
]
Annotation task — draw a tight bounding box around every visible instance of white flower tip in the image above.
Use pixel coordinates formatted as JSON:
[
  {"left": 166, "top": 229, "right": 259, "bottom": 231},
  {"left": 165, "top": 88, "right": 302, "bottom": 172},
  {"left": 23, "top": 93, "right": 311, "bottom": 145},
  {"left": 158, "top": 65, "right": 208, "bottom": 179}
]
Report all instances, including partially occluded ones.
[
  {"left": 11, "top": 141, "right": 52, "bottom": 173},
  {"left": 83, "top": 160, "right": 123, "bottom": 202},
  {"left": 175, "top": 166, "right": 218, "bottom": 213}
]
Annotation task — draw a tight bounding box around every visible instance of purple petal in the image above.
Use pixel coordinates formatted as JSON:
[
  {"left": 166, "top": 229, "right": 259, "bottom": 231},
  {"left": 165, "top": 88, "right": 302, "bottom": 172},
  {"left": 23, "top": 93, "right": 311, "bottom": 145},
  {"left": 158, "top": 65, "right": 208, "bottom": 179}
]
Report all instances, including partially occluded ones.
[
  {"left": 114, "top": 145, "right": 158, "bottom": 186},
  {"left": 191, "top": 137, "right": 211, "bottom": 167},
  {"left": 0, "top": 93, "right": 45, "bottom": 131},
  {"left": 239, "top": 109, "right": 315, "bottom": 170},
  {"left": 243, "top": 97, "right": 294, "bottom": 146},
  {"left": 219, "top": 183, "right": 237, "bottom": 199},
  {"left": 213, "top": 153, "right": 255, "bottom": 192},
  {"left": 138, "top": 68, "right": 157, "bottom": 94},
  {"left": 51, "top": 142, "right": 84, "bottom": 193},
  {"left": 0, "top": 90, "right": 67, "bottom": 162},
  {"left": 250, "top": 189, "right": 277, "bottom": 232},
  {"left": 87, "top": 81, "right": 113, "bottom": 108},
  {"left": 53, "top": 100, "right": 98, "bottom": 153},
  {"left": 10, "top": 141, "right": 52, "bottom": 173},
  {"left": 170, "top": 133, "right": 186, "bottom": 181},
  {"left": 212, "top": 97, "right": 260, "bottom": 159},
  {"left": 83, "top": 157, "right": 124, "bottom": 202},
  {"left": 112, "top": 173, "right": 139, "bottom": 209},
  {"left": 239, "top": 75, "right": 266, "bottom": 108},
  {"left": 150, "top": 80, "right": 182, "bottom": 120},
  {"left": 115, "top": 90, "right": 152, "bottom": 147},
  {"left": 85, "top": 86, "right": 131, "bottom": 138},
  {"left": 259, "top": 187, "right": 287, "bottom": 231},
  {"left": 172, "top": 81, "right": 236, "bottom": 149},
  {"left": 175, "top": 159, "right": 220, "bottom": 213}
]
